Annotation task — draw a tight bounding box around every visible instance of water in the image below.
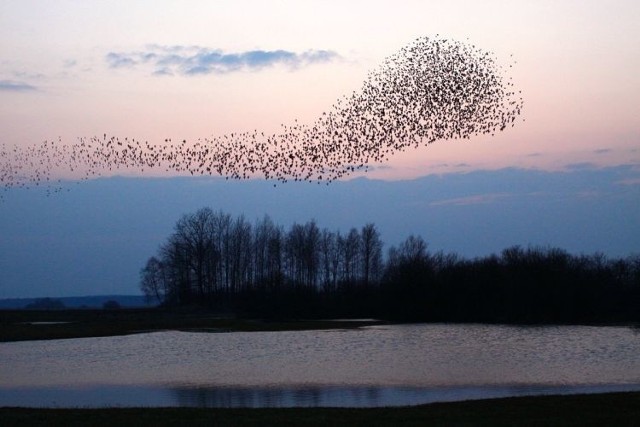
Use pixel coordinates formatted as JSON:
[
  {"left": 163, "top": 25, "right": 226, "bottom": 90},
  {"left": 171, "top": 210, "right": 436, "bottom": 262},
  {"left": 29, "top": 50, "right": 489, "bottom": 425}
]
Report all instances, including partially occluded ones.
[{"left": 1, "top": 324, "right": 640, "bottom": 407}]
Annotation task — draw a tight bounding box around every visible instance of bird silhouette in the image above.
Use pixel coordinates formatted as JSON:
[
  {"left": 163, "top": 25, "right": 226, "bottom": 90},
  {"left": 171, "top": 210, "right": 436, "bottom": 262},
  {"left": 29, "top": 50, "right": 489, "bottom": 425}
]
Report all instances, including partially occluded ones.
[{"left": 1, "top": 36, "right": 523, "bottom": 197}]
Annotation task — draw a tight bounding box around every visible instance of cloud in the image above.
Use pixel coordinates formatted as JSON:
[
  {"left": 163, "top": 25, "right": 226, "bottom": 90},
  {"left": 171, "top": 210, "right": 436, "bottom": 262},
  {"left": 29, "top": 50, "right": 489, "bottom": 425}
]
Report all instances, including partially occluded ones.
[
  {"left": 105, "top": 52, "right": 138, "bottom": 68},
  {"left": 152, "top": 67, "right": 173, "bottom": 76},
  {"left": 63, "top": 59, "right": 77, "bottom": 68},
  {"left": 430, "top": 193, "right": 510, "bottom": 207},
  {"left": 105, "top": 45, "right": 340, "bottom": 75},
  {"left": 0, "top": 80, "right": 37, "bottom": 92},
  {"left": 594, "top": 148, "right": 612, "bottom": 155},
  {"left": 616, "top": 178, "right": 640, "bottom": 186},
  {"left": 576, "top": 190, "right": 601, "bottom": 199},
  {"left": 366, "top": 164, "right": 392, "bottom": 171},
  {"left": 565, "top": 162, "right": 597, "bottom": 171}
]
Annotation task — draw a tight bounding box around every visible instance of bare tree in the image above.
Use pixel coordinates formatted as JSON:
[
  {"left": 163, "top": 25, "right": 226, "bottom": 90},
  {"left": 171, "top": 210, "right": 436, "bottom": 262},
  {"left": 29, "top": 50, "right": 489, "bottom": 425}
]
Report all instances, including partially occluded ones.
[
  {"left": 398, "top": 234, "right": 428, "bottom": 265},
  {"left": 228, "top": 215, "right": 253, "bottom": 292},
  {"left": 302, "top": 220, "right": 321, "bottom": 289},
  {"left": 341, "top": 228, "right": 361, "bottom": 285},
  {"left": 360, "top": 223, "right": 383, "bottom": 287},
  {"left": 174, "top": 207, "right": 216, "bottom": 299},
  {"left": 319, "top": 228, "right": 338, "bottom": 291},
  {"left": 253, "top": 215, "right": 274, "bottom": 286},
  {"left": 140, "top": 256, "right": 167, "bottom": 304}
]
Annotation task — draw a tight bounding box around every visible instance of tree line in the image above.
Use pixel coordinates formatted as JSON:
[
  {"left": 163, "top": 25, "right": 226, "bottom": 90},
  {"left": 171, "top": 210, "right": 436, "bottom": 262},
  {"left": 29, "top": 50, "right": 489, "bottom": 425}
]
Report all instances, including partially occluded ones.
[{"left": 141, "top": 207, "right": 640, "bottom": 323}]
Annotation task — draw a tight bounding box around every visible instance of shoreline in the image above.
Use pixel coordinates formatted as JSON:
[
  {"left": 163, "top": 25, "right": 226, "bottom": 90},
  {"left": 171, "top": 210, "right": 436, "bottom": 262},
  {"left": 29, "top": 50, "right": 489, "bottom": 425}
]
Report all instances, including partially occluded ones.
[
  {"left": 4, "top": 312, "right": 640, "bottom": 423},
  {"left": 0, "top": 308, "right": 386, "bottom": 342},
  {"left": 2, "top": 382, "right": 640, "bottom": 410},
  {"left": 2, "top": 308, "right": 638, "bottom": 343},
  {"left": 2, "top": 391, "right": 640, "bottom": 426}
]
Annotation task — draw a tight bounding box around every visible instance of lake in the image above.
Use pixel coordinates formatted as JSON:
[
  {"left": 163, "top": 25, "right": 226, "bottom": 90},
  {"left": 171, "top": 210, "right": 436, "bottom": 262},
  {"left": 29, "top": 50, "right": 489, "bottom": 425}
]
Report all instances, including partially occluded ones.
[{"left": 2, "top": 323, "right": 640, "bottom": 407}]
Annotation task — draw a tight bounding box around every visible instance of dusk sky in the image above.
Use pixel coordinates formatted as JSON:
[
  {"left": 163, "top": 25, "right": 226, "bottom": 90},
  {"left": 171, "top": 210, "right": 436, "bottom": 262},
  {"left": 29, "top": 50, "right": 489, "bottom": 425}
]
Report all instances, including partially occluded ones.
[{"left": 1, "top": 1, "right": 639, "bottom": 298}]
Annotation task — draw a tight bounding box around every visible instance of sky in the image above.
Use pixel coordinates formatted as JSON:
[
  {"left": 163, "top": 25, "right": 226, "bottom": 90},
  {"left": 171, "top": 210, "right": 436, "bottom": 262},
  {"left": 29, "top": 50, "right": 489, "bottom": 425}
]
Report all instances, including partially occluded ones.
[{"left": 0, "top": 1, "right": 639, "bottom": 298}]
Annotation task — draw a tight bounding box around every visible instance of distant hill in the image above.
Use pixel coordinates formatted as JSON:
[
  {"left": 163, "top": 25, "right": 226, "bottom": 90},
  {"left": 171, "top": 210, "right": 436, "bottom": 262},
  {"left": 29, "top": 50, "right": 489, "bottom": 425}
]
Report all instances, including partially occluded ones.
[{"left": 0, "top": 295, "right": 156, "bottom": 310}]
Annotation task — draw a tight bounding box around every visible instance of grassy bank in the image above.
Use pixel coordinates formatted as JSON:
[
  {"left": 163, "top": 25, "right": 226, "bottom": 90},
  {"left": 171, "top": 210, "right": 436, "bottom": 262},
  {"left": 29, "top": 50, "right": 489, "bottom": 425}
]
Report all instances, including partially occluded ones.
[
  {"left": 0, "top": 308, "right": 382, "bottom": 342},
  {"left": 2, "top": 392, "right": 640, "bottom": 426},
  {"left": 4, "top": 308, "right": 638, "bottom": 343}
]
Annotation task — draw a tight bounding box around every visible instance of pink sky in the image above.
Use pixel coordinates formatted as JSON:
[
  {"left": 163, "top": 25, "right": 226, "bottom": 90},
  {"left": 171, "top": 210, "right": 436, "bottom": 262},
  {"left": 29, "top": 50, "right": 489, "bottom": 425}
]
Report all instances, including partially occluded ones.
[{"left": 1, "top": 0, "right": 639, "bottom": 180}]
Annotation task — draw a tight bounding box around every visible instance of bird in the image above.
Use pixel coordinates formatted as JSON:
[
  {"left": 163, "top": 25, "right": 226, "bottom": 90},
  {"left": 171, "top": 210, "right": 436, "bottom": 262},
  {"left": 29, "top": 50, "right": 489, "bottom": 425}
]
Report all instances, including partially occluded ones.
[{"left": 1, "top": 36, "right": 523, "bottom": 195}]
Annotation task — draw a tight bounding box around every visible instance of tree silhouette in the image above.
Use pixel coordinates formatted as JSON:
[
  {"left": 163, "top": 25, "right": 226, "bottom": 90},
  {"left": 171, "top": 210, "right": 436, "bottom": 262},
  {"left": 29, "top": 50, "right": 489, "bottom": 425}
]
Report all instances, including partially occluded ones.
[{"left": 140, "top": 208, "right": 640, "bottom": 323}]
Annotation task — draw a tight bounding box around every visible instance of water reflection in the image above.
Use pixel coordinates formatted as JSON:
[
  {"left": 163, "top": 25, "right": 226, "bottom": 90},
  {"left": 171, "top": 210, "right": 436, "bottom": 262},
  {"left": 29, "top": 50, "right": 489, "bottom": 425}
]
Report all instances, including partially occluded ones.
[
  {"left": 172, "top": 386, "right": 383, "bottom": 408},
  {"left": 3, "top": 383, "right": 640, "bottom": 408},
  {"left": 2, "top": 324, "right": 640, "bottom": 407},
  {"left": 169, "top": 384, "right": 640, "bottom": 408}
]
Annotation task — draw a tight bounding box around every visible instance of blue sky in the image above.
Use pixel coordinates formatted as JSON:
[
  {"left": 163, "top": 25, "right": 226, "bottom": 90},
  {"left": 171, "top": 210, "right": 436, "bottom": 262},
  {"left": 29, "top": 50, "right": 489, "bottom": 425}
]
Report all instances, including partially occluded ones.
[{"left": 1, "top": 165, "right": 638, "bottom": 298}]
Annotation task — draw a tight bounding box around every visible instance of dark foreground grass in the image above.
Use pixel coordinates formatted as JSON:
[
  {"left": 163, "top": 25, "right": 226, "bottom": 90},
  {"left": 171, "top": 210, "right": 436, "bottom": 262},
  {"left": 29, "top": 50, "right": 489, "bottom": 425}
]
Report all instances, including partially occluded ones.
[{"left": 2, "top": 392, "right": 640, "bottom": 427}]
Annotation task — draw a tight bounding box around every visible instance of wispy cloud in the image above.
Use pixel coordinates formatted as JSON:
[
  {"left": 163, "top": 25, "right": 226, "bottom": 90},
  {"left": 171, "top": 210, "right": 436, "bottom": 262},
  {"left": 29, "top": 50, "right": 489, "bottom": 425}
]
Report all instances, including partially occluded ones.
[
  {"left": 430, "top": 193, "right": 510, "bottom": 207},
  {"left": 616, "top": 178, "right": 640, "bottom": 186},
  {"left": 63, "top": 59, "right": 77, "bottom": 68},
  {"left": 105, "top": 45, "right": 340, "bottom": 76},
  {"left": 576, "top": 190, "right": 601, "bottom": 199},
  {"left": 565, "top": 162, "right": 597, "bottom": 171},
  {"left": 105, "top": 52, "right": 138, "bottom": 68},
  {"left": 0, "top": 80, "right": 37, "bottom": 92}
]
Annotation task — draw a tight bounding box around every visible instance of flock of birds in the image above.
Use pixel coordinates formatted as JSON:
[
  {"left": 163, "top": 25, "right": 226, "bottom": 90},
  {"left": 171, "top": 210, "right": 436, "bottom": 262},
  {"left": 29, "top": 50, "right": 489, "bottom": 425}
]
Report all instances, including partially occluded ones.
[{"left": 1, "top": 36, "right": 523, "bottom": 197}]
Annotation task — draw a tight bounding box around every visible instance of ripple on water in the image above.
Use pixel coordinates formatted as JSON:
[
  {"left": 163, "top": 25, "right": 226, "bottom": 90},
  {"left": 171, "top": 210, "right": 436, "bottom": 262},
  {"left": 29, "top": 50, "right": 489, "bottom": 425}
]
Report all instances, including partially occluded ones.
[{"left": 1, "top": 324, "right": 640, "bottom": 407}]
